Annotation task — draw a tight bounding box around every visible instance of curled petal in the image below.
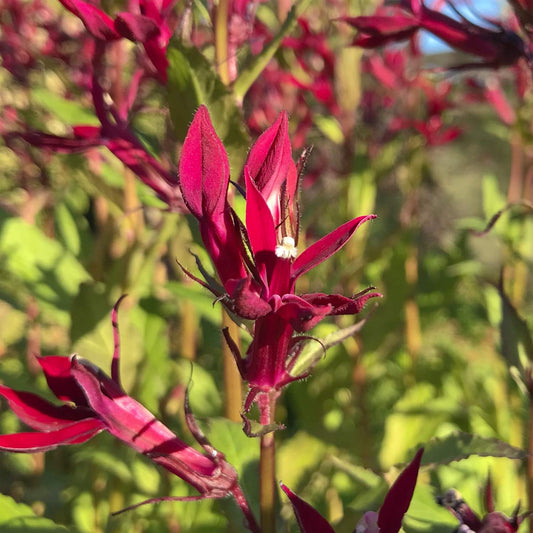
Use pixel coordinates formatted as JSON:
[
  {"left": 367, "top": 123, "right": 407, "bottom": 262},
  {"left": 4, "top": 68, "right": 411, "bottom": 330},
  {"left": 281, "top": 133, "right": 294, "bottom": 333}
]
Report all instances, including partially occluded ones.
[
  {"left": 277, "top": 295, "right": 332, "bottom": 332},
  {"left": 38, "top": 356, "right": 88, "bottom": 406},
  {"left": 0, "top": 418, "right": 104, "bottom": 452},
  {"left": 0, "top": 385, "right": 91, "bottom": 431},
  {"left": 301, "top": 290, "right": 382, "bottom": 316},
  {"left": 230, "top": 277, "right": 272, "bottom": 319},
  {"left": 280, "top": 483, "right": 335, "bottom": 533}
]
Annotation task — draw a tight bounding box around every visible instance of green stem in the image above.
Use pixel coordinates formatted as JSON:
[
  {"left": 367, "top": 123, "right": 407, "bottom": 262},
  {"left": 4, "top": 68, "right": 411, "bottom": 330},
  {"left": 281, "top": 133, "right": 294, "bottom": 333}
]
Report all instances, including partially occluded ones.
[
  {"left": 215, "top": 0, "right": 230, "bottom": 85},
  {"left": 259, "top": 391, "right": 278, "bottom": 533}
]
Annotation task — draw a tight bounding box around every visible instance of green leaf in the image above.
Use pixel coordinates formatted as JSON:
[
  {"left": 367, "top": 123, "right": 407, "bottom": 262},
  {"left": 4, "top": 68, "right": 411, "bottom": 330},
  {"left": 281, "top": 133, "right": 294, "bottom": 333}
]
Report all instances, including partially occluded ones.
[
  {"left": 0, "top": 209, "right": 90, "bottom": 322},
  {"left": 0, "top": 494, "right": 69, "bottom": 532},
  {"left": 499, "top": 285, "right": 533, "bottom": 369},
  {"left": 166, "top": 281, "right": 220, "bottom": 325},
  {"left": 416, "top": 432, "right": 527, "bottom": 467},
  {"left": 166, "top": 42, "right": 249, "bottom": 170},
  {"left": 55, "top": 202, "right": 81, "bottom": 256},
  {"left": 30, "top": 88, "right": 98, "bottom": 125},
  {"left": 233, "top": 0, "right": 313, "bottom": 101}
]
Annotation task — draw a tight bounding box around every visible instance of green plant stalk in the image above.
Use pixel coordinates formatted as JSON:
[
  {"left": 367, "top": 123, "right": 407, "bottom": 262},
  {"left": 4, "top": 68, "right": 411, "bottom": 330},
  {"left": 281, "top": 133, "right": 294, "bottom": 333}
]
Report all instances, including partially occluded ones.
[
  {"left": 529, "top": 390, "right": 533, "bottom": 533},
  {"left": 215, "top": 0, "right": 230, "bottom": 85},
  {"left": 259, "top": 391, "right": 278, "bottom": 533},
  {"left": 222, "top": 311, "right": 243, "bottom": 421}
]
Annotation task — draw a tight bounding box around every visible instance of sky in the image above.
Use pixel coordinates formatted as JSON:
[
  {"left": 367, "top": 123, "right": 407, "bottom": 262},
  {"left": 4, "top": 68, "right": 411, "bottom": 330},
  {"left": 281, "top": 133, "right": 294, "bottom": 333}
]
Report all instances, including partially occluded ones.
[{"left": 421, "top": 0, "right": 507, "bottom": 53}]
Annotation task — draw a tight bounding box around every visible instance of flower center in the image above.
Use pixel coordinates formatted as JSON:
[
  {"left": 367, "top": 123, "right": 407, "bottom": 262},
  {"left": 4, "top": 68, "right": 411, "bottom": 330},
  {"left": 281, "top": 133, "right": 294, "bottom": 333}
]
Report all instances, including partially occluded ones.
[{"left": 275, "top": 236, "right": 297, "bottom": 259}]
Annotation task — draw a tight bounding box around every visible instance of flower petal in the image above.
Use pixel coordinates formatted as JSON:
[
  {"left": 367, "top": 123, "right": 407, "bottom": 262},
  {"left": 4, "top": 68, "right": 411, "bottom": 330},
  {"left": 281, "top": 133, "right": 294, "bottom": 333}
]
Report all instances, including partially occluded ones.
[
  {"left": 378, "top": 448, "right": 423, "bottom": 533},
  {"left": 0, "top": 385, "right": 91, "bottom": 431},
  {"left": 244, "top": 111, "right": 291, "bottom": 219},
  {"left": 0, "top": 418, "right": 104, "bottom": 452},
  {"left": 280, "top": 483, "right": 335, "bottom": 533},
  {"left": 38, "top": 356, "right": 89, "bottom": 406},
  {"left": 291, "top": 215, "right": 376, "bottom": 282},
  {"left": 178, "top": 105, "right": 230, "bottom": 221},
  {"left": 245, "top": 167, "right": 277, "bottom": 269},
  {"left": 58, "top": 0, "right": 120, "bottom": 41},
  {"left": 301, "top": 290, "right": 382, "bottom": 316},
  {"left": 114, "top": 13, "right": 160, "bottom": 42}
]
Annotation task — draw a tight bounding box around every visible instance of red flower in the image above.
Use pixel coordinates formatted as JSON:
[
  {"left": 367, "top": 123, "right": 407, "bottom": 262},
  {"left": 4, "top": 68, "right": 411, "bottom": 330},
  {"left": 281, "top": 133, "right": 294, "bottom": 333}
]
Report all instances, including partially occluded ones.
[
  {"left": 341, "top": 1, "right": 530, "bottom": 71},
  {"left": 281, "top": 448, "right": 424, "bottom": 533},
  {"left": 178, "top": 106, "right": 380, "bottom": 402},
  {"left": 0, "top": 301, "right": 237, "bottom": 501}
]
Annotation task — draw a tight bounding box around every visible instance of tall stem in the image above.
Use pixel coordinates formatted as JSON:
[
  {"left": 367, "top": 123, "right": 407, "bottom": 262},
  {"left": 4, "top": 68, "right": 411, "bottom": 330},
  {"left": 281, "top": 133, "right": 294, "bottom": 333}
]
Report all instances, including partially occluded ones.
[
  {"left": 527, "top": 386, "right": 533, "bottom": 533},
  {"left": 232, "top": 485, "right": 261, "bottom": 533},
  {"left": 222, "top": 311, "right": 243, "bottom": 421},
  {"left": 259, "top": 391, "right": 278, "bottom": 533},
  {"left": 215, "top": 0, "right": 230, "bottom": 85}
]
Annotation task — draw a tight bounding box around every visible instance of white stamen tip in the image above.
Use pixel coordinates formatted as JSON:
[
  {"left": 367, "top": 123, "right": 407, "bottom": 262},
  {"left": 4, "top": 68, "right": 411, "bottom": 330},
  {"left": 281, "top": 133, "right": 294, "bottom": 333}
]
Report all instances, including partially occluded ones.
[{"left": 275, "top": 236, "right": 297, "bottom": 259}]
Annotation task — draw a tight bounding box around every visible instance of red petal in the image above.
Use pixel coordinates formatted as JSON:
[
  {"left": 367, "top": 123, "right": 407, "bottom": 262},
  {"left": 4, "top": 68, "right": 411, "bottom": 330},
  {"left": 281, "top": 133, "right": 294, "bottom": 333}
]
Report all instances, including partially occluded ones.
[
  {"left": 0, "top": 418, "right": 104, "bottom": 452},
  {"left": 291, "top": 215, "right": 375, "bottom": 282},
  {"left": 114, "top": 13, "right": 160, "bottom": 42},
  {"left": 178, "top": 106, "right": 230, "bottom": 220},
  {"left": 244, "top": 112, "right": 291, "bottom": 217},
  {"left": 37, "top": 356, "right": 88, "bottom": 406},
  {"left": 302, "top": 290, "right": 382, "bottom": 316},
  {"left": 280, "top": 483, "right": 335, "bottom": 533},
  {"left": 0, "top": 385, "right": 91, "bottom": 431},
  {"left": 340, "top": 14, "right": 419, "bottom": 35},
  {"left": 378, "top": 448, "right": 423, "bottom": 533},
  {"left": 58, "top": 0, "right": 120, "bottom": 40},
  {"left": 244, "top": 167, "right": 277, "bottom": 259}
]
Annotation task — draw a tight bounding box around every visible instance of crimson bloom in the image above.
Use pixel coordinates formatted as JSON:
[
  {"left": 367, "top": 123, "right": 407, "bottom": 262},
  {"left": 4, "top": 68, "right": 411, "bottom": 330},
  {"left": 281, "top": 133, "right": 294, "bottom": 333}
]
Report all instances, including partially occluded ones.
[
  {"left": 281, "top": 448, "right": 424, "bottom": 533},
  {"left": 0, "top": 303, "right": 238, "bottom": 503},
  {"left": 58, "top": 0, "right": 177, "bottom": 82},
  {"left": 438, "top": 481, "right": 527, "bottom": 533},
  {"left": 341, "top": 0, "right": 530, "bottom": 71},
  {"left": 178, "top": 106, "right": 380, "bottom": 405}
]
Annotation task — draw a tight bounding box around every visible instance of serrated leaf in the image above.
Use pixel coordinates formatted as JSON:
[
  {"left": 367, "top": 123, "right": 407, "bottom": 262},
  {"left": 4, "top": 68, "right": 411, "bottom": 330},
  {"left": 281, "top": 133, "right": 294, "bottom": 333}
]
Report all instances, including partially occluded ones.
[
  {"left": 415, "top": 432, "right": 527, "bottom": 467},
  {"left": 0, "top": 494, "right": 69, "bottom": 532}
]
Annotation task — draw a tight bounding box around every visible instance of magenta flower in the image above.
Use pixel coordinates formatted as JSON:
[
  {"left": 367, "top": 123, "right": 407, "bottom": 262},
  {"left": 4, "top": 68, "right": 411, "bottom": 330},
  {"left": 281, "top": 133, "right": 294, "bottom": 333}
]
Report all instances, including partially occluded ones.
[
  {"left": 178, "top": 106, "right": 380, "bottom": 404},
  {"left": 438, "top": 480, "right": 527, "bottom": 533},
  {"left": 0, "top": 302, "right": 238, "bottom": 502},
  {"left": 58, "top": 0, "right": 177, "bottom": 82},
  {"left": 281, "top": 448, "right": 424, "bottom": 533},
  {"left": 341, "top": 1, "right": 530, "bottom": 71}
]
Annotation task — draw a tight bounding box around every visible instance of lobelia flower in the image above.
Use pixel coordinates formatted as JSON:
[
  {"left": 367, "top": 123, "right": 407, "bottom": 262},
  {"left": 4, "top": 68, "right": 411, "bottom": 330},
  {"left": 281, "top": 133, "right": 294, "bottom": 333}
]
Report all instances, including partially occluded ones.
[
  {"left": 58, "top": 0, "right": 178, "bottom": 82},
  {"left": 0, "top": 300, "right": 240, "bottom": 507},
  {"left": 280, "top": 448, "right": 424, "bottom": 533},
  {"left": 178, "top": 106, "right": 380, "bottom": 408},
  {"left": 438, "top": 480, "right": 529, "bottom": 533},
  {"left": 341, "top": 0, "right": 531, "bottom": 71}
]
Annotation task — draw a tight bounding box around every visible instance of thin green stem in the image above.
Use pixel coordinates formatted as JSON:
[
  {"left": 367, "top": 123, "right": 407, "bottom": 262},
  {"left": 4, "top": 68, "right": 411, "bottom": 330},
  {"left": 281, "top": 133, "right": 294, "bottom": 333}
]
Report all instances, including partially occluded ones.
[
  {"left": 259, "top": 391, "right": 278, "bottom": 533},
  {"left": 215, "top": 0, "right": 230, "bottom": 85}
]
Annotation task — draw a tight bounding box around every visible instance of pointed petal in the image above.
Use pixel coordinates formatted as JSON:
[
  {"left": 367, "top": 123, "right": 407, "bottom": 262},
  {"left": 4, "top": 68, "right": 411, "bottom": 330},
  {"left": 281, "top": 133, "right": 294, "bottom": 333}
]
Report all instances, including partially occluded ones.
[
  {"left": 58, "top": 0, "right": 120, "bottom": 40},
  {"left": 277, "top": 295, "right": 331, "bottom": 332},
  {"left": 0, "top": 385, "right": 91, "bottom": 431},
  {"left": 301, "top": 290, "right": 382, "bottom": 316},
  {"left": 280, "top": 483, "right": 335, "bottom": 533},
  {"left": 378, "top": 448, "right": 423, "bottom": 533},
  {"left": 114, "top": 13, "right": 160, "bottom": 42},
  {"left": 0, "top": 418, "right": 104, "bottom": 452},
  {"left": 245, "top": 167, "right": 277, "bottom": 260},
  {"left": 245, "top": 112, "right": 291, "bottom": 216},
  {"left": 178, "top": 106, "right": 230, "bottom": 220},
  {"left": 37, "top": 356, "right": 88, "bottom": 406},
  {"left": 340, "top": 14, "right": 419, "bottom": 35},
  {"left": 291, "top": 215, "right": 376, "bottom": 282}
]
